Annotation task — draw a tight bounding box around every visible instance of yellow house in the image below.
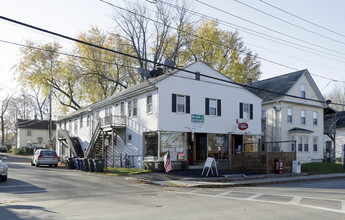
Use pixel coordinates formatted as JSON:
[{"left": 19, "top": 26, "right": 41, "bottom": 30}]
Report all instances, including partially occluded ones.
[{"left": 249, "top": 69, "right": 327, "bottom": 163}]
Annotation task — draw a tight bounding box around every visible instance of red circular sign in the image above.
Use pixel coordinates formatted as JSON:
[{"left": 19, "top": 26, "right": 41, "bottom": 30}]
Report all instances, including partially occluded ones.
[{"left": 238, "top": 122, "right": 248, "bottom": 130}]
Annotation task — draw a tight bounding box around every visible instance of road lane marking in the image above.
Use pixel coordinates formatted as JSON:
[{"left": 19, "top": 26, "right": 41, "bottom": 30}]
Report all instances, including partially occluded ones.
[
  {"left": 170, "top": 191, "right": 345, "bottom": 214},
  {"left": 218, "top": 191, "right": 232, "bottom": 196},
  {"left": 289, "top": 196, "right": 302, "bottom": 204},
  {"left": 246, "top": 193, "right": 262, "bottom": 200}
]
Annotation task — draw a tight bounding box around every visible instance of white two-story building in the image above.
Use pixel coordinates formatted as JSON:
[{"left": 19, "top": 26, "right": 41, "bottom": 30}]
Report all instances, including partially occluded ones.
[
  {"left": 56, "top": 62, "right": 262, "bottom": 169},
  {"left": 249, "top": 69, "right": 326, "bottom": 163}
]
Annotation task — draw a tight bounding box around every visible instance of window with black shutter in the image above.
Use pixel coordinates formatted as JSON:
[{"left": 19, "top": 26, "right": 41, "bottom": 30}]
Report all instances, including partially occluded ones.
[{"left": 206, "top": 98, "right": 221, "bottom": 116}]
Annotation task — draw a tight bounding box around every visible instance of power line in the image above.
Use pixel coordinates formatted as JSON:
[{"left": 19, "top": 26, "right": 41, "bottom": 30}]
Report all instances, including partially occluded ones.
[
  {"left": 258, "top": 0, "right": 345, "bottom": 39},
  {"left": 0, "top": 15, "right": 344, "bottom": 107},
  {"left": 235, "top": 0, "right": 345, "bottom": 46},
  {"left": 150, "top": 0, "right": 345, "bottom": 64},
  {"left": 158, "top": 0, "right": 345, "bottom": 83},
  {"left": 0, "top": 39, "right": 138, "bottom": 70},
  {"left": 195, "top": 0, "right": 345, "bottom": 58}
]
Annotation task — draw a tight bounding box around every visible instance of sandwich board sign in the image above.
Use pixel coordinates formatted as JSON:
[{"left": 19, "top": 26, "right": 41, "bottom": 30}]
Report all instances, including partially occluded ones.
[{"left": 201, "top": 157, "right": 219, "bottom": 177}]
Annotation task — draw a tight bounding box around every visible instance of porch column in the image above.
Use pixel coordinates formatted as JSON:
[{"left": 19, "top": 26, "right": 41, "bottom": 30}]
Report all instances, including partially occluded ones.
[
  {"left": 102, "top": 131, "right": 105, "bottom": 159},
  {"left": 112, "top": 128, "right": 115, "bottom": 168}
]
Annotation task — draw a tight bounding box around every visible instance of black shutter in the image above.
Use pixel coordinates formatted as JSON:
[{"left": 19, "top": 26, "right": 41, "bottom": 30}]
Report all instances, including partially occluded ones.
[
  {"left": 217, "top": 99, "right": 221, "bottom": 116},
  {"left": 186, "top": 96, "right": 190, "bottom": 114},
  {"left": 239, "top": 103, "right": 243, "bottom": 119},
  {"left": 172, "top": 94, "right": 176, "bottom": 112},
  {"left": 250, "top": 104, "right": 253, "bottom": 119},
  {"left": 205, "top": 98, "right": 209, "bottom": 115}
]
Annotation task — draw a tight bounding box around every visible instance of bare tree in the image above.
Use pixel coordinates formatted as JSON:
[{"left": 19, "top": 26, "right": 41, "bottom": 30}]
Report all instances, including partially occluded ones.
[
  {"left": 112, "top": 0, "right": 193, "bottom": 71},
  {"left": 0, "top": 94, "right": 13, "bottom": 145},
  {"left": 323, "top": 85, "right": 345, "bottom": 111}
]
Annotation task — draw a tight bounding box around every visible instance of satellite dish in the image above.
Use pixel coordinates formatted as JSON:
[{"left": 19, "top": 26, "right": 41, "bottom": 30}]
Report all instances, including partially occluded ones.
[
  {"left": 164, "top": 59, "right": 175, "bottom": 68},
  {"left": 138, "top": 68, "right": 151, "bottom": 78}
]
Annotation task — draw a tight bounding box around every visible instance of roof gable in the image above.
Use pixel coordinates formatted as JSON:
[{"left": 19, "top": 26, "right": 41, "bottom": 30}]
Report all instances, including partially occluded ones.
[{"left": 248, "top": 69, "right": 306, "bottom": 101}]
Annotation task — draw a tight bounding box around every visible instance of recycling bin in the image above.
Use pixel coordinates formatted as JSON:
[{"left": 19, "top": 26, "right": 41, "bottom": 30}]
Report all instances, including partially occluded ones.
[{"left": 78, "top": 158, "right": 84, "bottom": 171}]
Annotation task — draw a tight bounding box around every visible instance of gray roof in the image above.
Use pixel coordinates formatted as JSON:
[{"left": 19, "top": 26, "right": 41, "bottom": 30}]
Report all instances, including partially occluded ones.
[
  {"left": 59, "top": 71, "right": 171, "bottom": 121},
  {"left": 248, "top": 69, "right": 307, "bottom": 102},
  {"left": 18, "top": 119, "right": 56, "bottom": 130}
]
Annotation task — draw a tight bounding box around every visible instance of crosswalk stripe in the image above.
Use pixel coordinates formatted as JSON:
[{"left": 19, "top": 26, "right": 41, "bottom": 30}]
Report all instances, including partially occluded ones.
[{"left": 289, "top": 196, "right": 302, "bottom": 204}]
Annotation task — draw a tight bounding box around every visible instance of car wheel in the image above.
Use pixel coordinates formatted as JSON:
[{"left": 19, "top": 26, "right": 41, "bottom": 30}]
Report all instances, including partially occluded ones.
[
  {"left": 54, "top": 164, "right": 58, "bottom": 168},
  {"left": 35, "top": 163, "right": 39, "bottom": 167},
  {"left": 1, "top": 176, "right": 7, "bottom": 182},
  {"left": 31, "top": 160, "right": 35, "bottom": 166}
]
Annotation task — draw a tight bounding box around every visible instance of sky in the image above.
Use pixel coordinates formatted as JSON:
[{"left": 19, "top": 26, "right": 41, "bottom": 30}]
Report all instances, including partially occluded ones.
[{"left": 1, "top": 0, "right": 345, "bottom": 101}]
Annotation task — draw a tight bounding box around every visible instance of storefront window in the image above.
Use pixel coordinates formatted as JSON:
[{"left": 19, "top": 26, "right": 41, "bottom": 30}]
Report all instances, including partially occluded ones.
[
  {"left": 160, "top": 132, "right": 187, "bottom": 160},
  {"left": 244, "top": 135, "right": 260, "bottom": 153},
  {"left": 207, "top": 134, "right": 229, "bottom": 160},
  {"left": 144, "top": 132, "right": 158, "bottom": 159}
]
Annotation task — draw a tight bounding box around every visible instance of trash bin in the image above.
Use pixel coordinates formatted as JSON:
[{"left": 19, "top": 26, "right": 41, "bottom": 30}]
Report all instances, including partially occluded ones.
[
  {"left": 94, "top": 159, "right": 105, "bottom": 172},
  {"left": 75, "top": 158, "right": 80, "bottom": 170},
  {"left": 83, "top": 158, "right": 89, "bottom": 172},
  {"left": 89, "top": 159, "right": 95, "bottom": 172},
  {"left": 78, "top": 158, "right": 84, "bottom": 171},
  {"left": 67, "top": 157, "right": 75, "bottom": 169},
  {"left": 292, "top": 160, "right": 301, "bottom": 174}
]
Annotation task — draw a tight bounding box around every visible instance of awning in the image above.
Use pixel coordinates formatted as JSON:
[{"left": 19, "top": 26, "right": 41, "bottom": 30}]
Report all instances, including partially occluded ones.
[{"left": 288, "top": 127, "right": 313, "bottom": 134}]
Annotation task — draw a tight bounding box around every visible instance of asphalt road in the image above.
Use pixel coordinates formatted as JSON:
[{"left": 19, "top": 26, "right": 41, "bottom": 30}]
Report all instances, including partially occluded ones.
[{"left": 0, "top": 154, "right": 344, "bottom": 219}]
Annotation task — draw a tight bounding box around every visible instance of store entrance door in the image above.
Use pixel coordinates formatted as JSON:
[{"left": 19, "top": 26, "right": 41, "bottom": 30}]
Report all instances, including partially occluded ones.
[
  {"left": 232, "top": 135, "right": 243, "bottom": 155},
  {"left": 196, "top": 133, "right": 207, "bottom": 162}
]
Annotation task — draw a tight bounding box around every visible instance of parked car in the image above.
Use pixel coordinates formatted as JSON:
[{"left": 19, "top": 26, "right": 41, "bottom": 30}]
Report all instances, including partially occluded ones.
[
  {"left": 0, "top": 156, "right": 8, "bottom": 182},
  {"left": 0, "top": 146, "right": 7, "bottom": 153},
  {"left": 31, "top": 149, "right": 58, "bottom": 167}
]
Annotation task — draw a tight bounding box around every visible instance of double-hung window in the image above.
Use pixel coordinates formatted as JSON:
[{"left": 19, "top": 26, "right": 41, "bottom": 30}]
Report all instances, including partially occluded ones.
[
  {"left": 313, "top": 112, "right": 318, "bottom": 125},
  {"left": 128, "top": 101, "right": 132, "bottom": 117},
  {"left": 172, "top": 94, "right": 190, "bottom": 114},
  {"left": 313, "top": 136, "right": 318, "bottom": 152},
  {"left": 240, "top": 103, "right": 253, "bottom": 119},
  {"left": 205, "top": 98, "right": 221, "bottom": 116},
  {"left": 128, "top": 99, "right": 138, "bottom": 117},
  {"left": 287, "top": 108, "right": 292, "bottom": 123},
  {"left": 301, "top": 84, "right": 306, "bottom": 98},
  {"left": 133, "top": 99, "right": 137, "bottom": 117},
  {"left": 301, "top": 110, "right": 306, "bottom": 124},
  {"left": 146, "top": 95, "right": 152, "bottom": 114}
]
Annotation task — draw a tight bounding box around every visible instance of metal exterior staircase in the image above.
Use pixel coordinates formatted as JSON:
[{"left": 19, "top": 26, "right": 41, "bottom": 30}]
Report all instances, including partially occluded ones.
[
  {"left": 58, "top": 130, "right": 84, "bottom": 158},
  {"left": 84, "top": 121, "right": 103, "bottom": 159}
]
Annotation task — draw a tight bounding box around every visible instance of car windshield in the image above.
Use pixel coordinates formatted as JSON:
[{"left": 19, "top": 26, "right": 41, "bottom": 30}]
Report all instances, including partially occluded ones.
[{"left": 41, "top": 151, "right": 57, "bottom": 156}]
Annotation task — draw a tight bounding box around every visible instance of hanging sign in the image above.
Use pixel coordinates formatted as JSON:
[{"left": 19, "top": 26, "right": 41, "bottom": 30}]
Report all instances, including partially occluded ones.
[{"left": 238, "top": 122, "right": 248, "bottom": 130}]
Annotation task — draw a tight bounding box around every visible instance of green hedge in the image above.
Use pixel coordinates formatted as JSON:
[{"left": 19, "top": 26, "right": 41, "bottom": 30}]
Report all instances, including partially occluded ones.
[{"left": 301, "top": 162, "right": 345, "bottom": 174}]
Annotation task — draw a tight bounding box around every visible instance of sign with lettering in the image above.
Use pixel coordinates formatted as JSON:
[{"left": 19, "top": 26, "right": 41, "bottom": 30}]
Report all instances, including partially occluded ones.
[
  {"left": 201, "top": 157, "right": 219, "bottom": 177},
  {"left": 191, "top": 114, "right": 204, "bottom": 130},
  {"left": 238, "top": 122, "right": 248, "bottom": 130}
]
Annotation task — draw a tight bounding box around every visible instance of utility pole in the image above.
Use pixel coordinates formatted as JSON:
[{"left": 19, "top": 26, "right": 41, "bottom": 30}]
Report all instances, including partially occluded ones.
[{"left": 49, "top": 60, "right": 53, "bottom": 150}]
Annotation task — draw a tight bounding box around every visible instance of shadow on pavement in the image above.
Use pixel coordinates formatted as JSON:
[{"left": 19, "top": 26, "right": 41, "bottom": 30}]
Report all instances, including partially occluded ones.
[{"left": 0, "top": 205, "right": 57, "bottom": 220}]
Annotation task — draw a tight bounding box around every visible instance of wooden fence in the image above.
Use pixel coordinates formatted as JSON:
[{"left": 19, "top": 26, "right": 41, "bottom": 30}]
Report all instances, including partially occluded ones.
[{"left": 230, "top": 152, "right": 296, "bottom": 174}]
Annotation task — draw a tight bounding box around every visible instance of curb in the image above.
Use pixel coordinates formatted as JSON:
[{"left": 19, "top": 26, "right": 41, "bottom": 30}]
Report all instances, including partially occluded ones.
[{"left": 126, "top": 173, "right": 345, "bottom": 188}]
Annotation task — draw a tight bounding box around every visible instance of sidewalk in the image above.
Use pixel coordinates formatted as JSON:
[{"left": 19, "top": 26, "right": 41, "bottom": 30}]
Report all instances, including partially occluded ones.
[{"left": 126, "top": 169, "right": 345, "bottom": 188}]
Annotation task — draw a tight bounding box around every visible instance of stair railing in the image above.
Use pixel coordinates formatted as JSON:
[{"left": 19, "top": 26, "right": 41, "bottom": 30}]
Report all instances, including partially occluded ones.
[{"left": 84, "top": 120, "right": 101, "bottom": 158}]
